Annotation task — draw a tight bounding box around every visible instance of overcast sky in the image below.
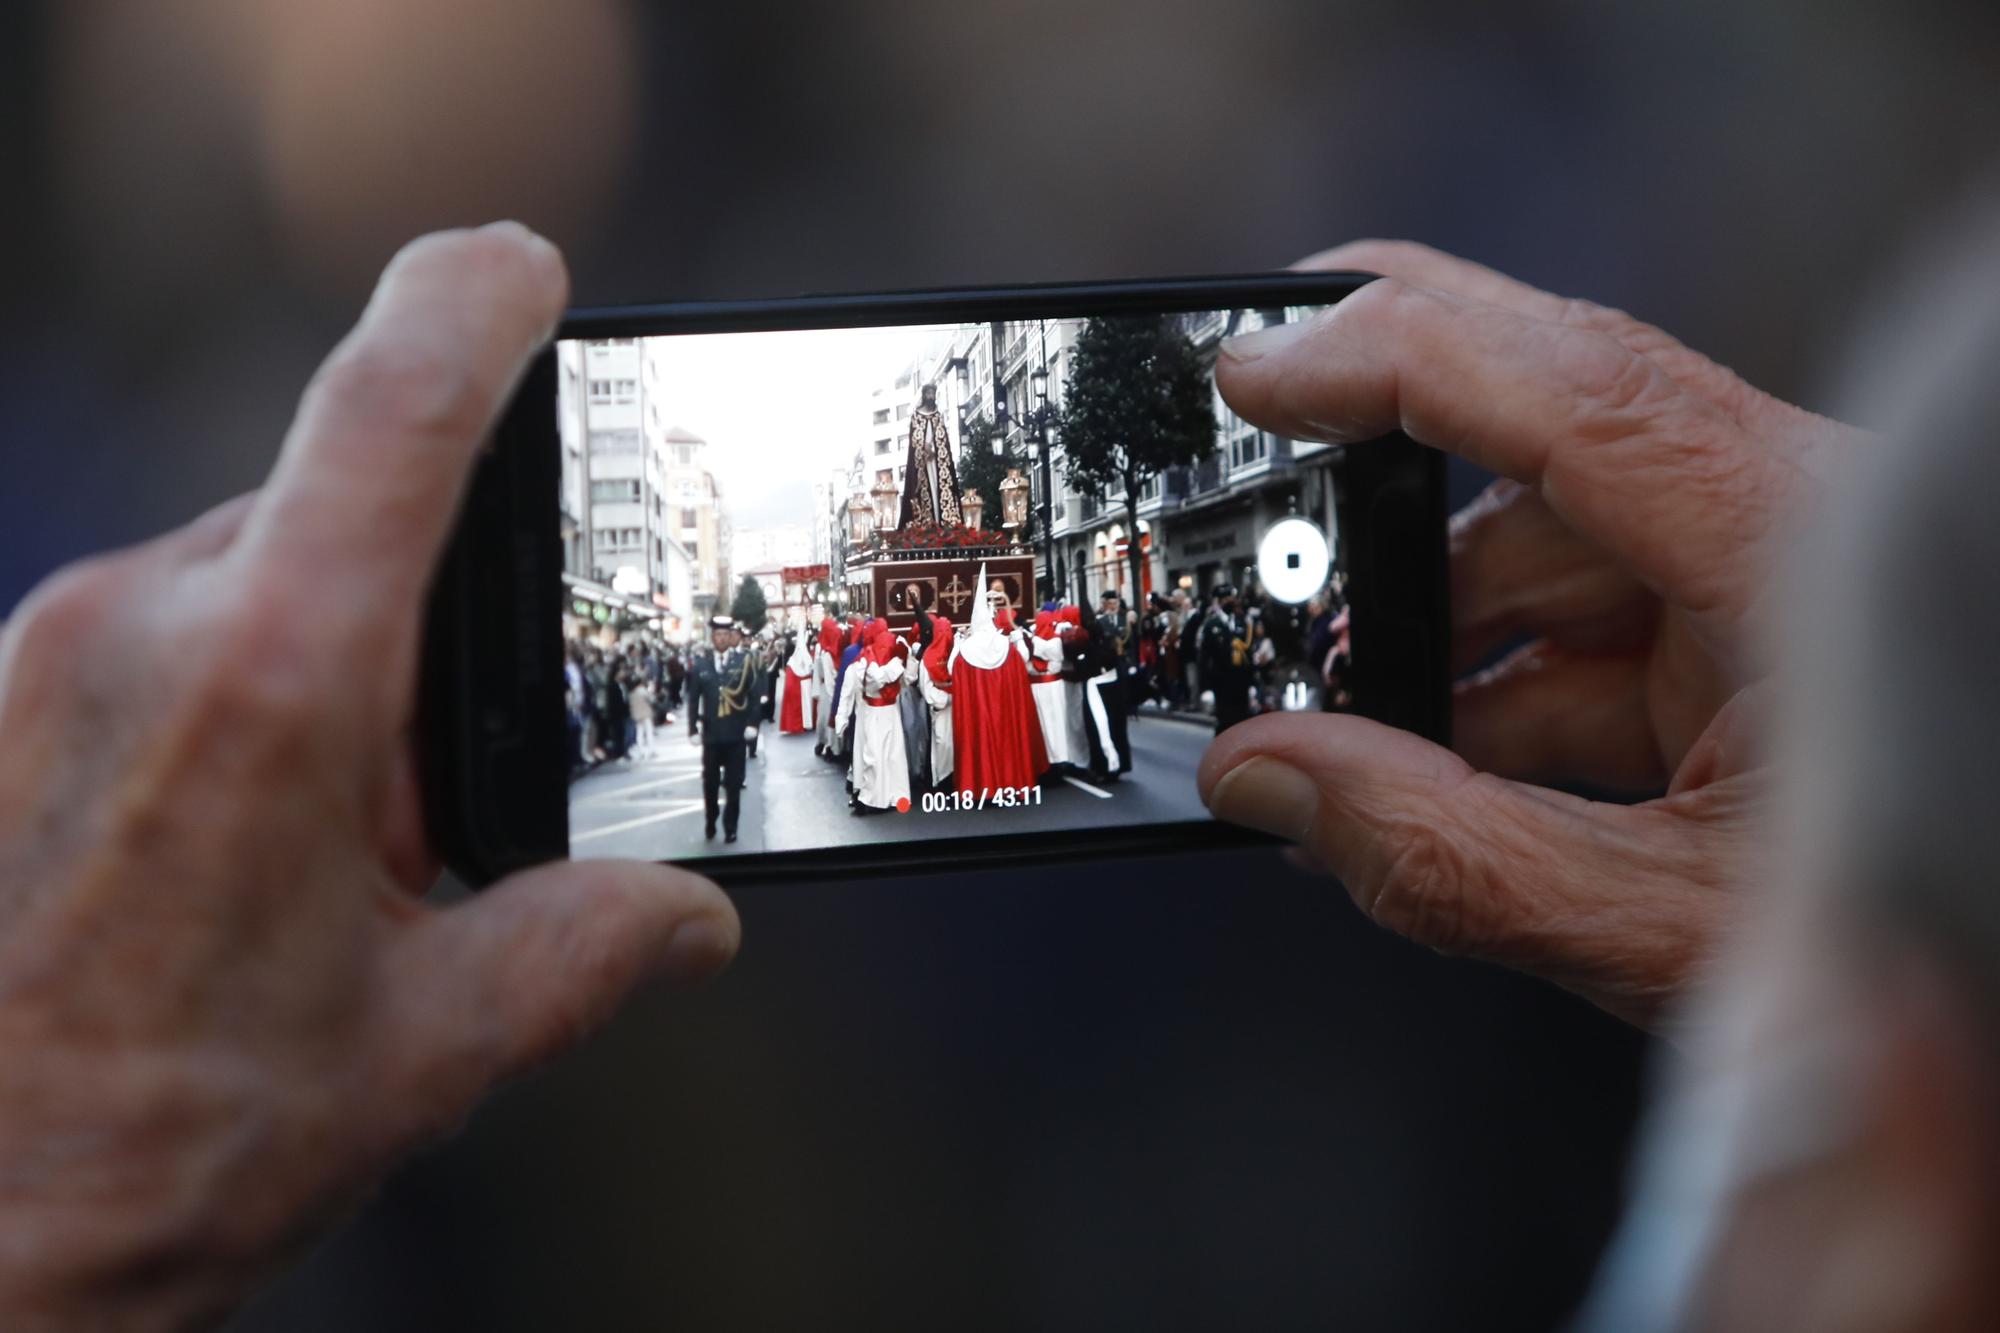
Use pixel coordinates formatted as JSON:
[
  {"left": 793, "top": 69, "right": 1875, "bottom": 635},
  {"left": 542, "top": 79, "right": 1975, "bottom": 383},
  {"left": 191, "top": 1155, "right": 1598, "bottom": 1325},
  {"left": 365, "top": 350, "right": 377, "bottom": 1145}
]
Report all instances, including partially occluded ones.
[{"left": 640, "top": 323, "right": 951, "bottom": 530}]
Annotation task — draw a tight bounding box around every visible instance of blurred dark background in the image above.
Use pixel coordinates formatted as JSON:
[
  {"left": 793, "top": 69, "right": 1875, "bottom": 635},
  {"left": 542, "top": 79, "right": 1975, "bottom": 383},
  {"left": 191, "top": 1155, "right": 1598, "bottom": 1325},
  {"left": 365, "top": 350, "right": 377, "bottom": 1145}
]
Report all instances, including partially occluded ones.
[{"left": 3, "top": 2, "right": 1996, "bottom": 1329}]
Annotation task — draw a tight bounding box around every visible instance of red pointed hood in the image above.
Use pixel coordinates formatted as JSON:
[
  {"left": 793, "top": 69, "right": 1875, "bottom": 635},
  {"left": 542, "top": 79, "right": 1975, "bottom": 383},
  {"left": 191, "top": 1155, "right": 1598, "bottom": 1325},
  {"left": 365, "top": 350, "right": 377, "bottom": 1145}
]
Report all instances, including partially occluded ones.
[
  {"left": 923, "top": 614, "right": 954, "bottom": 685},
  {"left": 1033, "top": 610, "right": 1057, "bottom": 639},
  {"left": 865, "top": 618, "right": 898, "bottom": 666},
  {"left": 1056, "top": 605, "right": 1086, "bottom": 644}
]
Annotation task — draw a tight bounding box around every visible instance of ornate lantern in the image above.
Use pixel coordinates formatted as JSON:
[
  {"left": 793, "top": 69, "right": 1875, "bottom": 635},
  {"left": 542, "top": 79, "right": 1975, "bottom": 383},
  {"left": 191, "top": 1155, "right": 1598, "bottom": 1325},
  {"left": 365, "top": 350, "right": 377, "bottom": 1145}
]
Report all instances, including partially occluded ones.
[
  {"left": 959, "top": 487, "right": 985, "bottom": 534},
  {"left": 846, "top": 490, "right": 874, "bottom": 546},
  {"left": 999, "top": 468, "right": 1030, "bottom": 531},
  {"left": 870, "top": 476, "right": 900, "bottom": 534}
]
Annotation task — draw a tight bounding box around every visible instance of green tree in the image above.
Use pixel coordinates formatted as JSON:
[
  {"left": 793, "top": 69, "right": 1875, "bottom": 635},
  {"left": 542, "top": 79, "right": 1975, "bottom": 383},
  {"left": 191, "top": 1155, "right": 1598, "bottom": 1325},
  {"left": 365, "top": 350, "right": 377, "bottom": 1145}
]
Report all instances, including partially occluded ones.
[
  {"left": 953, "top": 415, "right": 1025, "bottom": 535},
  {"left": 729, "top": 574, "right": 769, "bottom": 634},
  {"left": 1058, "top": 315, "right": 1217, "bottom": 602}
]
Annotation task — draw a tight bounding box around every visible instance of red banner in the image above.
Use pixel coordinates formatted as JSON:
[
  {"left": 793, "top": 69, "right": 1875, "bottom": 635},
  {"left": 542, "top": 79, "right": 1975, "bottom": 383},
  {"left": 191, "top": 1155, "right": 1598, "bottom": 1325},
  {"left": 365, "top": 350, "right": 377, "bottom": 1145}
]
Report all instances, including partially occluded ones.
[{"left": 781, "top": 564, "right": 830, "bottom": 585}]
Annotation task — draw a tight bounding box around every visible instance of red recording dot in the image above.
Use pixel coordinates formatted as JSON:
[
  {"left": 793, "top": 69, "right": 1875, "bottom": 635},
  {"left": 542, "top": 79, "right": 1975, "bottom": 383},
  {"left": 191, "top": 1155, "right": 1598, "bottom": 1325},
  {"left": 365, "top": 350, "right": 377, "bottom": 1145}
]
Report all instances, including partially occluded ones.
[{"left": 895, "top": 797, "right": 911, "bottom": 813}]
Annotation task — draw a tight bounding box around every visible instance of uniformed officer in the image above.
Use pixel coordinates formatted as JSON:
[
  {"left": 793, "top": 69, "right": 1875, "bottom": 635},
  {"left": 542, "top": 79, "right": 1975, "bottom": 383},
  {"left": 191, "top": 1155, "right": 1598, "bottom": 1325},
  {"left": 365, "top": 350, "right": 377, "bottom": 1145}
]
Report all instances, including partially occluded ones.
[
  {"left": 1197, "top": 583, "right": 1254, "bottom": 734},
  {"left": 1087, "top": 590, "right": 1136, "bottom": 779},
  {"left": 686, "top": 616, "right": 757, "bottom": 843}
]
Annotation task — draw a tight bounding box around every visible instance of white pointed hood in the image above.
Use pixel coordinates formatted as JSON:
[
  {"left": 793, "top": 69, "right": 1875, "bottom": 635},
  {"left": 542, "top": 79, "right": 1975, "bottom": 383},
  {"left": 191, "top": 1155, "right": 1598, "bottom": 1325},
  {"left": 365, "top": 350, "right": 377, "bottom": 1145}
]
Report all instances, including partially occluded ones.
[
  {"left": 786, "top": 630, "right": 812, "bottom": 675},
  {"left": 951, "top": 561, "right": 1014, "bottom": 671}
]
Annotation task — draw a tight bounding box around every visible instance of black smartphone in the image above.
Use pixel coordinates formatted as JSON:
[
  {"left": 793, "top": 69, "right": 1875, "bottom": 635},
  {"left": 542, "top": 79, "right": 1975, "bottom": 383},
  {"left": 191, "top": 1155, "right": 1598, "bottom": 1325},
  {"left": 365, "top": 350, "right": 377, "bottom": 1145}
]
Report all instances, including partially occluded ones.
[{"left": 421, "top": 273, "right": 1447, "bottom": 887}]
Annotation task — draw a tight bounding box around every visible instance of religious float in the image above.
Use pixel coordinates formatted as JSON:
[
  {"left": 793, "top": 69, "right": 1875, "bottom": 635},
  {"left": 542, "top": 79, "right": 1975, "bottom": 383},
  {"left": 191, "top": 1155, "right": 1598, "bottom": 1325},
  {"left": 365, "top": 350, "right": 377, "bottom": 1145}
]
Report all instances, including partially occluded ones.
[{"left": 842, "top": 383, "right": 1038, "bottom": 635}]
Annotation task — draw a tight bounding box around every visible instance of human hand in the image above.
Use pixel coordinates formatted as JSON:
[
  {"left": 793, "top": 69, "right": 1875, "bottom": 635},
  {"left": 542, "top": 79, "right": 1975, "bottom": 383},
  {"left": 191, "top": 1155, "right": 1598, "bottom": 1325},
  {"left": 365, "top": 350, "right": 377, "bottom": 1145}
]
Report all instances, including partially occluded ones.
[
  {"left": 0, "top": 225, "right": 739, "bottom": 1331},
  {"left": 1200, "top": 241, "right": 1868, "bottom": 1029}
]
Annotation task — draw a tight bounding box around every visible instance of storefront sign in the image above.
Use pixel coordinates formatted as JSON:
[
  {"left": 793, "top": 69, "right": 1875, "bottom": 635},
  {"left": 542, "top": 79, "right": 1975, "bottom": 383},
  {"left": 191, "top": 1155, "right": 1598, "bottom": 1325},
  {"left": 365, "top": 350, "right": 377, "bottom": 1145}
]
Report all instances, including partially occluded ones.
[{"left": 1176, "top": 532, "right": 1240, "bottom": 557}]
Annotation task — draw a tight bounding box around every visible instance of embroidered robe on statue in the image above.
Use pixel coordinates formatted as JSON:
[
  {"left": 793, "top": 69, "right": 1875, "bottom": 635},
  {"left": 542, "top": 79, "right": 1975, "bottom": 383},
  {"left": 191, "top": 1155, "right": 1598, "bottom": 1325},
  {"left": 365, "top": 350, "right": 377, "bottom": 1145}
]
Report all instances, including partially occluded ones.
[{"left": 896, "top": 404, "right": 963, "bottom": 528}]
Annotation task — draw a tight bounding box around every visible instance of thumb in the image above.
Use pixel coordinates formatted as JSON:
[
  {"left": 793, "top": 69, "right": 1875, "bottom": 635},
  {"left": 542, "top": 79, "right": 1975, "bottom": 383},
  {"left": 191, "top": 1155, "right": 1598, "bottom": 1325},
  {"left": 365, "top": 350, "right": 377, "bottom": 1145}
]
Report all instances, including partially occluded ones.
[
  {"left": 1197, "top": 713, "right": 1714, "bottom": 1027},
  {"left": 393, "top": 859, "right": 739, "bottom": 1105}
]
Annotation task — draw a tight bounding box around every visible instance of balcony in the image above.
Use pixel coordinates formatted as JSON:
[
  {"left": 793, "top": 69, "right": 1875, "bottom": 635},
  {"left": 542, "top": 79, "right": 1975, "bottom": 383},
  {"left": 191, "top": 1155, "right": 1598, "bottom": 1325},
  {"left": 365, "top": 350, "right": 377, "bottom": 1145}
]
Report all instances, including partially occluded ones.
[
  {"left": 1136, "top": 470, "right": 1182, "bottom": 518},
  {"left": 1002, "top": 330, "right": 1032, "bottom": 374},
  {"left": 1050, "top": 495, "right": 1078, "bottom": 539},
  {"left": 1226, "top": 451, "right": 1278, "bottom": 486},
  {"left": 1174, "top": 309, "right": 1230, "bottom": 347},
  {"left": 1189, "top": 454, "right": 1226, "bottom": 495}
]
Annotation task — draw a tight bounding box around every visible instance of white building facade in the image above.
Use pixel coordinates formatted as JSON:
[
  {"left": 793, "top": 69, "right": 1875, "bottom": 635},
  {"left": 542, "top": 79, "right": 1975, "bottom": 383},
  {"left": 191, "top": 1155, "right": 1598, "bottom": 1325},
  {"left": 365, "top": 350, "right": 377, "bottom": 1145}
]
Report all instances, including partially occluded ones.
[
  {"left": 556, "top": 338, "right": 726, "bottom": 641},
  {"left": 655, "top": 423, "right": 730, "bottom": 618},
  {"left": 579, "top": 339, "right": 664, "bottom": 597},
  {"left": 1042, "top": 306, "right": 1342, "bottom": 607},
  {"left": 731, "top": 524, "right": 815, "bottom": 577},
  {"left": 837, "top": 308, "right": 1343, "bottom": 613},
  {"left": 555, "top": 340, "right": 591, "bottom": 579}
]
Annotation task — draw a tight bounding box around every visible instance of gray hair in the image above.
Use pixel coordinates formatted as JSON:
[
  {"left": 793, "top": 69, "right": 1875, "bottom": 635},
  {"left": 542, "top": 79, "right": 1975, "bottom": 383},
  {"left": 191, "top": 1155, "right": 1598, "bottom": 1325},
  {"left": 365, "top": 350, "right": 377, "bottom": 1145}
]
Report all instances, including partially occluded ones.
[{"left": 1789, "top": 205, "right": 2000, "bottom": 1037}]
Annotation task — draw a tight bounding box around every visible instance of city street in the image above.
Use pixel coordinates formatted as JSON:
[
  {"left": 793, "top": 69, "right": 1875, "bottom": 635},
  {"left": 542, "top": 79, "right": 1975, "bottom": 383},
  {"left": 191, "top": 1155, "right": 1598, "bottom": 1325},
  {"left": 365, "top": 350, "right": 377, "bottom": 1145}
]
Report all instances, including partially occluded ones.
[{"left": 569, "top": 712, "right": 1216, "bottom": 862}]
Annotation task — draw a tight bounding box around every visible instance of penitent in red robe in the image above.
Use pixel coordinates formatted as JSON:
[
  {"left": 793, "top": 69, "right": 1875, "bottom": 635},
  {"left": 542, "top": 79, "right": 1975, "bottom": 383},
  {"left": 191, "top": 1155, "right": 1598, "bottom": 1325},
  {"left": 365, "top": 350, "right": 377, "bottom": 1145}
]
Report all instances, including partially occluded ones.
[
  {"left": 951, "top": 647, "right": 1048, "bottom": 797},
  {"left": 779, "top": 661, "right": 813, "bottom": 734}
]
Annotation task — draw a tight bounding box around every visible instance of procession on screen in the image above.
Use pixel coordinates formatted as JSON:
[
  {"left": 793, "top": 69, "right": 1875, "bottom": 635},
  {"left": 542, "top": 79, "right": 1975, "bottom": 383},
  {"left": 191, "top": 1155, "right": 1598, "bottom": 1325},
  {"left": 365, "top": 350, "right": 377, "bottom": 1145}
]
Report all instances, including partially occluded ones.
[{"left": 556, "top": 311, "right": 1355, "bottom": 860}]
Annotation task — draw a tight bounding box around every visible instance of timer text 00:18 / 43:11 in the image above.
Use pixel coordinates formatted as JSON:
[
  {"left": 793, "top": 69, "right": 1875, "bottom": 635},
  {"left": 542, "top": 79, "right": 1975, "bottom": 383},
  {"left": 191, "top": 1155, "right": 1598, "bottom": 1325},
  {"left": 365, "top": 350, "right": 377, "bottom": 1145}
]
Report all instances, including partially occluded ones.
[{"left": 919, "top": 786, "right": 1044, "bottom": 813}]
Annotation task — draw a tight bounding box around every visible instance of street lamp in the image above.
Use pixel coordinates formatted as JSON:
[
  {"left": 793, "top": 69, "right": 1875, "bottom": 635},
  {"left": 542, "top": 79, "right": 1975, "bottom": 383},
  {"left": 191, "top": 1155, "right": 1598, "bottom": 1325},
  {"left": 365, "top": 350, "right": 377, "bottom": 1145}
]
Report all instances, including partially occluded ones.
[
  {"left": 1000, "top": 468, "right": 1030, "bottom": 530},
  {"left": 870, "top": 475, "right": 900, "bottom": 533},
  {"left": 993, "top": 323, "right": 1064, "bottom": 600},
  {"left": 846, "top": 490, "right": 873, "bottom": 547}
]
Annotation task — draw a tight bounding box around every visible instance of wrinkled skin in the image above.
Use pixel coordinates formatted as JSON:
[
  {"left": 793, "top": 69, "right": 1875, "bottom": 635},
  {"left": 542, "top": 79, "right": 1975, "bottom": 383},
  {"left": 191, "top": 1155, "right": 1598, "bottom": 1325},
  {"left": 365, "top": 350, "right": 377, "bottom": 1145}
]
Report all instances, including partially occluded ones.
[
  {"left": 1199, "top": 241, "right": 1871, "bottom": 1029},
  {"left": 0, "top": 225, "right": 739, "bottom": 1332}
]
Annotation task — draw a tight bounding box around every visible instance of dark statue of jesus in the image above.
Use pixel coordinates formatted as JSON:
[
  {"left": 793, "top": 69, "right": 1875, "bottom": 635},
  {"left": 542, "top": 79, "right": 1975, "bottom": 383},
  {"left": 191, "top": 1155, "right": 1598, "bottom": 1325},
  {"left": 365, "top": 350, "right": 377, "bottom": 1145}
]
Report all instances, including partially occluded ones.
[{"left": 896, "top": 383, "right": 963, "bottom": 530}]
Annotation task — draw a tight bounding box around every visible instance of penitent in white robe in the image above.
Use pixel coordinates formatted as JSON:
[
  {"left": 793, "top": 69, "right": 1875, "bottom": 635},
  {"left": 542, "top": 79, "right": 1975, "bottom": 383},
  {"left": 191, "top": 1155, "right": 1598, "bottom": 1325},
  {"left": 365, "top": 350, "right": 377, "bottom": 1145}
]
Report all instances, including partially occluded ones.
[
  {"left": 779, "top": 639, "right": 815, "bottom": 734},
  {"left": 1027, "top": 635, "right": 1072, "bottom": 767},
  {"left": 814, "top": 645, "right": 840, "bottom": 749},
  {"left": 918, "top": 663, "right": 954, "bottom": 784},
  {"left": 852, "top": 655, "right": 913, "bottom": 811}
]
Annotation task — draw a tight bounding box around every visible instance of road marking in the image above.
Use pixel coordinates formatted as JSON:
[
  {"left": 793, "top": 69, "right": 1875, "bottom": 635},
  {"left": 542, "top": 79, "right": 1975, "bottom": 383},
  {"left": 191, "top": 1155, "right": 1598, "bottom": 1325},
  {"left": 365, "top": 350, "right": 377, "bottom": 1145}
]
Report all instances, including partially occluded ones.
[
  {"left": 609, "top": 751, "right": 704, "bottom": 769},
  {"left": 572, "top": 771, "right": 703, "bottom": 803},
  {"left": 571, "top": 799, "right": 709, "bottom": 843},
  {"left": 1062, "top": 776, "right": 1113, "bottom": 800}
]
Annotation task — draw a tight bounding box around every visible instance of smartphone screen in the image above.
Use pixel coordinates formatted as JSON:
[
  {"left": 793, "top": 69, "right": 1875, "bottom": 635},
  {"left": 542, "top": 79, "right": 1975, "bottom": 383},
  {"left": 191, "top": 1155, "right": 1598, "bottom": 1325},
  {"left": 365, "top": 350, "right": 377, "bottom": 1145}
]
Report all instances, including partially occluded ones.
[{"left": 549, "top": 304, "right": 1371, "bottom": 866}]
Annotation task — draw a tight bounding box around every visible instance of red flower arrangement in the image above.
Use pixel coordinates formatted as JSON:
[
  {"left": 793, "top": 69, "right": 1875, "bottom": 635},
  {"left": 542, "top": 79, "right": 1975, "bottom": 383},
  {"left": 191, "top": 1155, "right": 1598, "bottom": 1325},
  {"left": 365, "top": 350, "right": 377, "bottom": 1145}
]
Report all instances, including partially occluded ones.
[{"left": 875, "top": 521, "right": 1015, "bottom": 552}]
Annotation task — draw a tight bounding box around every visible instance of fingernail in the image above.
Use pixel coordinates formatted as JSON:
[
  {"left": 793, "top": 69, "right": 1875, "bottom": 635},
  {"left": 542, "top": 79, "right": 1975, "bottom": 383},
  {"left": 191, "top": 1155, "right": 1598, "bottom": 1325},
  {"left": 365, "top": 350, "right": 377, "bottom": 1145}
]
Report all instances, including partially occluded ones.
[
  {"left": 482, "top": 218, "right": 549, "bottom": 247},
  {"left": 480, "top": 222, "right": 567, "bottom": 337},
  {"left": 1219, "top": 319, "right": 1308, "bottom": 365},
  {"left": 660, "top": 913, "right": 736, "bottom": 987},
  {"left": 1205, "top": 756, "right": 1320, "bottom": 842}
]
